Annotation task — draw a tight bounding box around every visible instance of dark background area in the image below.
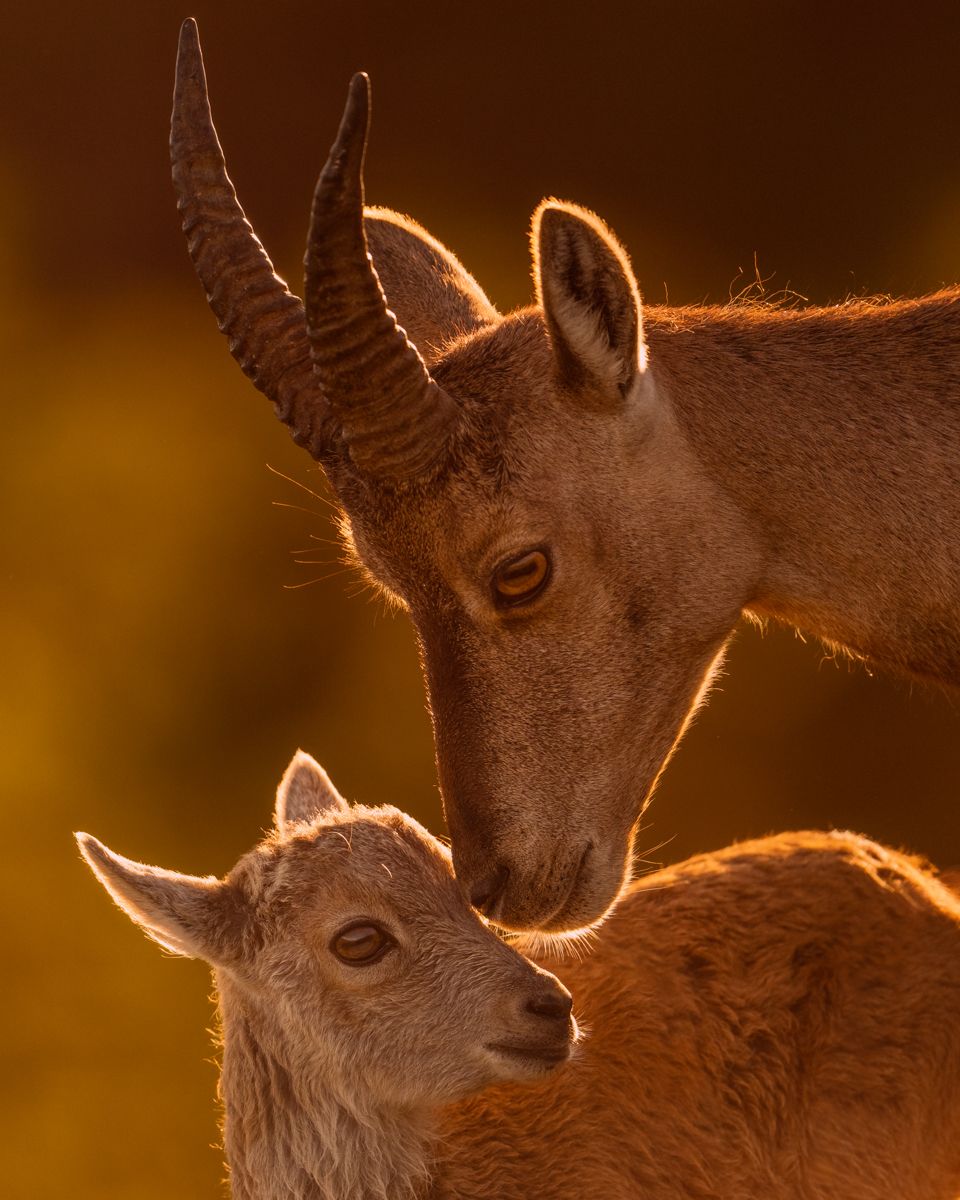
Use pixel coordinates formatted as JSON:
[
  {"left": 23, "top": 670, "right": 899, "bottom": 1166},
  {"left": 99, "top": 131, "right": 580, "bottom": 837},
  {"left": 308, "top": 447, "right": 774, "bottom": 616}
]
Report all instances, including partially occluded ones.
[{"left": 3, "top": 2, "right": 960, "bottom": 1196}]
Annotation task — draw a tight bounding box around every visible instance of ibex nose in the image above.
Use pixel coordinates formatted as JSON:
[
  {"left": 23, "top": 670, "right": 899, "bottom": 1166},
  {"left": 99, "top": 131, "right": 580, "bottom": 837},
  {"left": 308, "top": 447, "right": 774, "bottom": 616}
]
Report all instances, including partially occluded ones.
[
  {"left": 469, "top": 864, "right": 510, "bottom": 916},
  {"left": 525, "top": 982, "right": 574, "bottom": 1022}
]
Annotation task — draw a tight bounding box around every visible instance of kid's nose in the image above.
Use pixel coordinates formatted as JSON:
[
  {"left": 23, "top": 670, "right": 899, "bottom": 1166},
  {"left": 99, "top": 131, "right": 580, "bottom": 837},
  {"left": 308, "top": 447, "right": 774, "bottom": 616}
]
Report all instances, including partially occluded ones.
[{"left": 524, "top": 981, "right": 573, "bottom": 1023}]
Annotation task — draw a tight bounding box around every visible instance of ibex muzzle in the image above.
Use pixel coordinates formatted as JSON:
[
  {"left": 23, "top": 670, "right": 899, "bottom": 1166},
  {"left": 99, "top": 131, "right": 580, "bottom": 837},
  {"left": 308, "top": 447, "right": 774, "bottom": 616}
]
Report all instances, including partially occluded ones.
[{"left": 171, "top": 21, "right": 960, "bottom": 931}]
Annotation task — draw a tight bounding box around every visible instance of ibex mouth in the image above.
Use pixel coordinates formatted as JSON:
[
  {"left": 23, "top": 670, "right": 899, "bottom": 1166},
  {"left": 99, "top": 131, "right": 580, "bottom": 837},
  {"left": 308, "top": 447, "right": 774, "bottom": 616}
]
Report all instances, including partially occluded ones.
[
  {"left": 485, "top": 1040, "right": 572, "bottom": 1067},
  {"left": 476, "top": 842, "right": 602, "bottom": 934},
  {"left": 536, "top": 842, "right": 597, "bottom": 932}
]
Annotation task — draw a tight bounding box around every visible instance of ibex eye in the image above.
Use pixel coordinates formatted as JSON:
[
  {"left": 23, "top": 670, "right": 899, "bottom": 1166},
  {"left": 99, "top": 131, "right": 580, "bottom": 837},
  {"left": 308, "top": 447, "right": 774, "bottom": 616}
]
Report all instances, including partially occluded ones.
[
  {"left": 331, "top": 922, "right": 394, "bottom": 965},
  {"left": 492, "top": 548, "right": 551, "bottom": 607}
]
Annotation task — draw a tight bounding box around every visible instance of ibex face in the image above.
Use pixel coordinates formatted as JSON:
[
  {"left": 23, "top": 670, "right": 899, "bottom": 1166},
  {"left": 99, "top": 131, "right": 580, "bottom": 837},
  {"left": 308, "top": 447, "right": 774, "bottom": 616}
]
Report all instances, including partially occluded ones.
[
  {"left": 338, "top": 309, "right": 752, "bottom": 932},
  {"left": 171, "top": 22, "right": 755, "bottom": 932},
  {"left": 77, "top": 751, "right": 577, "bottom": 1110}
]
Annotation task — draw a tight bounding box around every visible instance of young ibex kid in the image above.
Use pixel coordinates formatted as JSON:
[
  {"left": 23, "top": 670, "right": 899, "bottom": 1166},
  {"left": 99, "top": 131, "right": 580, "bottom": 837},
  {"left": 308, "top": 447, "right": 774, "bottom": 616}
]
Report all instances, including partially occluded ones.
[{"left": 78, "top": 753, "right": 960, "bottom": 1200}]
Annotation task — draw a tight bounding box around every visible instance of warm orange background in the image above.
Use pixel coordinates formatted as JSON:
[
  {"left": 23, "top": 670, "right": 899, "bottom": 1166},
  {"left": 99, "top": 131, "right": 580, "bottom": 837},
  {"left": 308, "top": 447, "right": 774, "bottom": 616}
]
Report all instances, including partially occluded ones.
[{"left": 4, "top": 2, "right": 960, "bottom": 1196}]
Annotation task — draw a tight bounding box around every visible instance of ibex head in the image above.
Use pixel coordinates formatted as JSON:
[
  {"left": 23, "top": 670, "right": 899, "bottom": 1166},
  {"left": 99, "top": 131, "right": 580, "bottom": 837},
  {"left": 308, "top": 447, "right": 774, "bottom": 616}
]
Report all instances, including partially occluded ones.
[
  {"left": 77, "top": 750, "right": 576, "bottom": 1109},
  {"left": 172, "top": 21, "right": 754, "bottom": 932}
]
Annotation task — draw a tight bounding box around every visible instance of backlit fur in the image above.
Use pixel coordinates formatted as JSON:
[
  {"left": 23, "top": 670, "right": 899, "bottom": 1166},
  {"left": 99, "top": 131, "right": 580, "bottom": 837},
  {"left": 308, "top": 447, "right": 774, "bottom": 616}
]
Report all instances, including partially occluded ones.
[{"left": 439, "top": 830, "right": 960, "bottom": 1199}]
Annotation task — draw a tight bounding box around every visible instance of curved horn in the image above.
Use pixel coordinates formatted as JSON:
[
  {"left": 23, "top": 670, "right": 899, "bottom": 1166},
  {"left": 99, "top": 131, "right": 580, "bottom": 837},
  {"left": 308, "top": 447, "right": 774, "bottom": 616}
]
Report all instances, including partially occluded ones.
[
  {"left": 170, "top": 19, "right": 337, "bottom": 463},
  {"left": 304, "top": 75, "right": 459, "bottom": 482}
]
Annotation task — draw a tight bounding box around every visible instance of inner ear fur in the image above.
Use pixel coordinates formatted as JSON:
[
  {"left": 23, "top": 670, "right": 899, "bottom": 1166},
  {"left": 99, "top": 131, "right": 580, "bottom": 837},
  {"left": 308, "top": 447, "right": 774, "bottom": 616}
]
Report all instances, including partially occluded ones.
[
  {"left": 533, "top": 200, "right": 645, "bottom": 397},
  {"left": 365, "top": 208, "right": 498, "bottom": 363}
]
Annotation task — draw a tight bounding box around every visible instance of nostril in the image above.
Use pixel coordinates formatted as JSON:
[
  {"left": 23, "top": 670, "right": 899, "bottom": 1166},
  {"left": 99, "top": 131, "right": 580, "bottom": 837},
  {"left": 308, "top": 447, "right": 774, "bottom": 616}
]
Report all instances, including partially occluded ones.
[
  {"left": 525, "top": 985, "right": 574, "bottom": 1022},
  {"left": 469, "top": 864, "right": 510, "bottom": 915}
]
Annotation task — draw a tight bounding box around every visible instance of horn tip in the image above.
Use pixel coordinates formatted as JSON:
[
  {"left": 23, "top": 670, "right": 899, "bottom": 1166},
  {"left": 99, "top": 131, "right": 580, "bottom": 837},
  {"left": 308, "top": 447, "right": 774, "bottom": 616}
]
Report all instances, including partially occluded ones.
[
  {"left": 347, "top": 71, "right": 371, "bottom": 113},
  {"left": 176, "top": 17, "right": 203, "bottom": 78},
  {"left": 179, "top": 16, "right": 200, "bottom": 45},
  {"left": 174, "top": 15, "right": 209, "bottom": 120},
  {"left": 319, "top": 71, "right": 370, "bottom": 174}
]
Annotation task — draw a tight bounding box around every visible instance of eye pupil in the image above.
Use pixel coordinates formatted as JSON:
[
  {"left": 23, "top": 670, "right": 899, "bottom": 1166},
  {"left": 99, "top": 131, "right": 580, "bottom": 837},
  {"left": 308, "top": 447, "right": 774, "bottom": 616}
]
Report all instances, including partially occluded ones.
[
  {"left": 493, "top": 549, "right": 550, "bottom": 606},
  {"left": 332, "top": 923, "right": 391, "bottom": 964},
  {"left": 503, "top": 560, "right": 538, "bottom": 585}
]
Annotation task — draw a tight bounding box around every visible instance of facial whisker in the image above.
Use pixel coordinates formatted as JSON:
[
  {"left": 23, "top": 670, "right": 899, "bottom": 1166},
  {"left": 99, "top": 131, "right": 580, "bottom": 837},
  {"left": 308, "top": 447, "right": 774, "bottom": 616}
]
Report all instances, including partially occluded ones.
[
  {"left": 265, "top": 462, "right": 337, "bottom": 508},
  {"left": 282, "top": 569, "right": 356, "bottom": 590},
  {"left": 272, "top": 500, "right": 332, "bottom": 519},
  {"left": 288, "top": 537, "right": 341, "bottom": 552}
]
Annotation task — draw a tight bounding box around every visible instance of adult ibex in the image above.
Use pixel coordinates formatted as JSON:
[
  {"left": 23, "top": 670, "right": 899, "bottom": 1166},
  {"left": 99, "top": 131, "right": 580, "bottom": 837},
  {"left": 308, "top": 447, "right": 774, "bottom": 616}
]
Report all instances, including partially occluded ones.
[
  {"left": 171, "top": 20, "right": 960, "bottom": 932},
  {"left": 78, "top": 752, "right": 960, "bottom": 1200}
]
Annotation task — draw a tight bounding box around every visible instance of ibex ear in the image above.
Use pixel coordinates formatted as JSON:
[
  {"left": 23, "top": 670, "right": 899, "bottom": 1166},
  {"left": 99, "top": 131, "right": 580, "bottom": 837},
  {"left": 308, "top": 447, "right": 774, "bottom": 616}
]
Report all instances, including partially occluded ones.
[
  {"left": 76, "top": 833, "right": 243, "bottom": 963},
  {"left": 275, "top": 750, "right": 349, "bottom": 830},
  {"left": 365, "top": 207, "right": 498, "bottom": 364},
  {"left": 533, "top": 200, "right": 645, "bottom": 398}
]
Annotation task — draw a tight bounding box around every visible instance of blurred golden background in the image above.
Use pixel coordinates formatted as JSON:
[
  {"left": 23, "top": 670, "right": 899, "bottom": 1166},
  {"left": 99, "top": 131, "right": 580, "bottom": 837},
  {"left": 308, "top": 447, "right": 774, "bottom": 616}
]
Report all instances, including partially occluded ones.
[{"left": 4, "top": 1, "right": 960, "bottom": 1195}]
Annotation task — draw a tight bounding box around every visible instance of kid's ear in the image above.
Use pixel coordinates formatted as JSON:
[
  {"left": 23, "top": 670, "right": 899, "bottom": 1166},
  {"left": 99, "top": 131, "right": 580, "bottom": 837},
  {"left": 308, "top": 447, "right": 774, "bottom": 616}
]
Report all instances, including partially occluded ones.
[
  {"left": 533, "top": 200, "right": 645, "bottom": 398},
  {"left": 275, "top": 750, "right": 350, "bottom": 830},
  {"left": 76, "top": 833, "right": 243, "bottom": 963}
]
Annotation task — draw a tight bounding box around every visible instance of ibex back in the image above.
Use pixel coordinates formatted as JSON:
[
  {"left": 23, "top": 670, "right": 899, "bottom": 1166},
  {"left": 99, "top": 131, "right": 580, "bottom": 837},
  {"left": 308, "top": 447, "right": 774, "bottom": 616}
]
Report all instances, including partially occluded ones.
[{"left": 171, "top": 20, "right": 960, "bottom": 931}]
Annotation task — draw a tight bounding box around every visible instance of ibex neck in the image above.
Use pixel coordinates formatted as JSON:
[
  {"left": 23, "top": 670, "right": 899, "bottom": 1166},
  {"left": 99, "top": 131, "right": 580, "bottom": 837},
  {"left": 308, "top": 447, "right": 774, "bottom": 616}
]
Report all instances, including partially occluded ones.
[
  {"left": 219, "top": 987, "right": 434, "bottom": 1200},
  {"left": 650, "top": 292, "right": 960, "bottom": 679}
]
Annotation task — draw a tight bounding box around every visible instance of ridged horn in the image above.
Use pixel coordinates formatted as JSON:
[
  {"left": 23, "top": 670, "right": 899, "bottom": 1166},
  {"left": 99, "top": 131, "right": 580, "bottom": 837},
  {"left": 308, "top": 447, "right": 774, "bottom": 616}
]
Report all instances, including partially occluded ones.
[
  {"left": 170, "top": 18, "right": 337, "bottom": 463},
  {"left": 304, "top": 74, "right": 460, "bottom": 481}
]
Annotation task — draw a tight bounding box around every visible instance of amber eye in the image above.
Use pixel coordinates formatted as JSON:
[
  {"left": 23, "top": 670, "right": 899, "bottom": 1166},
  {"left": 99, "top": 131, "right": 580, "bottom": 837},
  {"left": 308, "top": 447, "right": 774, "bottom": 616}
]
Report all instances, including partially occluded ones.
[
  {"left": 492, "top": 549, "right": 551, "bottom": 607},
  {"left": 330, "top": 922, "right": 394, "bottom": 965}
]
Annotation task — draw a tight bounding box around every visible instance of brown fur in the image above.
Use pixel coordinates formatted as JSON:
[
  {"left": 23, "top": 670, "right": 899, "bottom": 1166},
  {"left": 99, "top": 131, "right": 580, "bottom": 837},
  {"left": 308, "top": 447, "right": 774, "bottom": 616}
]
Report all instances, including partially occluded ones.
[
  {"left": 440, "top": 832, "right": 960, "bottom": 1199},
  {"left": 78, "top": 758, "right": 960, "bottom": 1199},
  {"left": 176, "top": 38, "right": 960, "bottom": 933}
]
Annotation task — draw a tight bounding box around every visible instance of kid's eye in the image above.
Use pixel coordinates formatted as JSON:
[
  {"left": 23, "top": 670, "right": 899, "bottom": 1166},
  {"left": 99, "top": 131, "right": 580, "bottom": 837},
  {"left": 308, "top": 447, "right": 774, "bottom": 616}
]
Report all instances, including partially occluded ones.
[{"left": 330, "top": 921, "right": 394, "bottom": 965}]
